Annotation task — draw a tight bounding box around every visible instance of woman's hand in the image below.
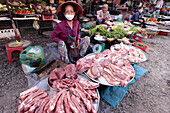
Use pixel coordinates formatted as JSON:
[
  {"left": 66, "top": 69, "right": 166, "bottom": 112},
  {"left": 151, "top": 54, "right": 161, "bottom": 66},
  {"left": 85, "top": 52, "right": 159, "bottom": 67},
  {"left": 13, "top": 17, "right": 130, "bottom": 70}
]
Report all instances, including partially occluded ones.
[
  {"left": 139, "top": 19, "right": 143, "bottom": 22},
  {"left": 76, "top": 39, "right": 80, "bottom": 50}
]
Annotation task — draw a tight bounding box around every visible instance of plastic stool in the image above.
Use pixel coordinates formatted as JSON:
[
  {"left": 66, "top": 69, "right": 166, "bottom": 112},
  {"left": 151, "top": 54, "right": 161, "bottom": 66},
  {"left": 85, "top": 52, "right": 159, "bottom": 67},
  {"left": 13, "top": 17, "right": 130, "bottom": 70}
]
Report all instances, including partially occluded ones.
[
  {"left": 133, "top": 35, "right": 142, "bottom": 42},
  {"left": 5, "top": 44, "right": 23, "bottom": 63}
]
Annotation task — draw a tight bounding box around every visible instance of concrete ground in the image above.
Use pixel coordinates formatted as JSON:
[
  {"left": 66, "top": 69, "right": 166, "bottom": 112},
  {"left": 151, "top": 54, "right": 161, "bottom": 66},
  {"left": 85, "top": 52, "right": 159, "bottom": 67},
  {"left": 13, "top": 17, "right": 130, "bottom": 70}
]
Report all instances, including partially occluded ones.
[{"left": 0, "top": 29, "right": 170, "bottom": 113}]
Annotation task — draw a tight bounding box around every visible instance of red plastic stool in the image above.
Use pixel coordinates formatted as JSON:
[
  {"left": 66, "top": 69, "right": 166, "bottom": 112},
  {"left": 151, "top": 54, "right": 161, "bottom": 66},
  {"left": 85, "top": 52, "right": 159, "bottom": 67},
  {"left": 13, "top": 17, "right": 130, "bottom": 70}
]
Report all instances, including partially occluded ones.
[
  {"left": 5, "top": 44, "right": 23, "bottom": 63},
  {"left": 133, "top": 35, "right": 142, "bottom": 42}
]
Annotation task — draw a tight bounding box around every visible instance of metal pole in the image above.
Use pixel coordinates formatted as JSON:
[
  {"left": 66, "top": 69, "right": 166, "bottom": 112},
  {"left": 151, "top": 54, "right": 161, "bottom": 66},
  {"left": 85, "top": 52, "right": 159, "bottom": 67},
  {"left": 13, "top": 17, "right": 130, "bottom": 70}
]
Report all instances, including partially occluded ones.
[{"left": 5, "top": 0, "right": 21, "bottom": 42}]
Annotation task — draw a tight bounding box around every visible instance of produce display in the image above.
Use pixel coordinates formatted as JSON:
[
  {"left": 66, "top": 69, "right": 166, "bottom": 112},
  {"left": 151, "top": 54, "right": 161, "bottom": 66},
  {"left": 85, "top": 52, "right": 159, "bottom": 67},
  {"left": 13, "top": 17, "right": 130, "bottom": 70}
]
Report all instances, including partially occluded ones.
[
  {"left": 89, "top": 23, "right": 138, "bottom": 39},
  {"left": 134, "top": 42, "right": 146, "bottom": 48},
  {"left": 89, "top": 25, "right": 128, "bottom": 39},
  {"left": 18, "top": 83, "right": 99, "bottom": 113},
  {"left": 89, "top": 25, "right": 115, "bottom": 38},
  {"left": 0, "top": 4, "right": 7, "bottom": 11},
  {"left": 137, "top": 29, "right": 148, "bottom": 37},
  {"left": 11, "top": 7, "right": 35, "bottom": 14},
  {"left": 8, "top": 1, "right": 26, "bottom": 6},
  {"left": 76, "top": 49, "right": 135, "bottom": 87}
]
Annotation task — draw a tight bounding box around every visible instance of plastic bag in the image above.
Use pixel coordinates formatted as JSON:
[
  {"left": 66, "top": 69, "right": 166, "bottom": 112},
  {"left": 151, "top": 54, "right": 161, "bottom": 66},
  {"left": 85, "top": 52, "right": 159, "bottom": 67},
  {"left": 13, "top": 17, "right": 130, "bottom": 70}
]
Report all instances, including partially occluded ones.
[
  {"left": 33, "top": 20, "right": 40, "bottom": 30},
  {"left": 20, "top": 46, "right": 45, "bottom": 74},
  {"left": 43, "top": 43, "right": 61, "bottom": 64}
]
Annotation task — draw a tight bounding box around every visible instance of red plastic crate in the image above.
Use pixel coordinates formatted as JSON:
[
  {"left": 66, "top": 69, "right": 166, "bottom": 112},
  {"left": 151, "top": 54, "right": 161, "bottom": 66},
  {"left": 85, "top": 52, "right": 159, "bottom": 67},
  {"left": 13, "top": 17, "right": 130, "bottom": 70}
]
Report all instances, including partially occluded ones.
[
  {"left": 133, "top": 42, "right": 148, "bottom": 51},
  {"left": 42, "top": 15, "right": 53, "bottom": 20},
  {"left": 159, "top": 31, "right": 168, "bottom": 35}
]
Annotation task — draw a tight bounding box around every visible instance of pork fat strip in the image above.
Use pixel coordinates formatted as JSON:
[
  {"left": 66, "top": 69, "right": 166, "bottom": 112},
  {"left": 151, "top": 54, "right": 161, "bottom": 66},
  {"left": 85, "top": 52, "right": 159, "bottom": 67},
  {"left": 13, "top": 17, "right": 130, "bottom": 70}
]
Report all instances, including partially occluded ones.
[
  {"left": 70, "top": 87, "right": 92, "bottom": 112},
  {"left": 19, "top": 87, "right": 39, "bottom": 102},
  {"left": 85, "top": 89, "right": 98, "bottom": 100},
  {"left": 28, "top": 98, "right": 44, "bottom": 113},
  {"left": 78, "top": 78, "right": 99, "bottom": 89},
  {"left": 71, "top": 95, "right": 84, "bottom": 113},
  {"left": 55, "top": 90, "right": 66, "bottom": 113},
  {"left": 74, "top": 83, "right": 97, "bottom": 113},
  {"left": 75, "top": 96, "right": 88, "bottom": 113},
  {"left": 64, "top": 94, "right": 72, "bottom": 113},
  {"left": 95, "top": 49, "right": 112, "bottom": 59},
  {"left": 48, "top": 89, "right": 66, "bottom": 113},
  {"left": 103, "top": 68, "right": 120, "bottom": 86},
  {"left": 36, "top": 97, "right": 50, "bottom": 113},
  {"left": 19, "top": 90, "right": 44, "bottom": 112},
  {"left": 43, "top": 100, "right": 50, "bottom": 113},
  {"left": 24, "top": 92, "right": 48, "bottom": 112},
  {"left": 67, "top": 91, "right": 79, "bottom": 113}
]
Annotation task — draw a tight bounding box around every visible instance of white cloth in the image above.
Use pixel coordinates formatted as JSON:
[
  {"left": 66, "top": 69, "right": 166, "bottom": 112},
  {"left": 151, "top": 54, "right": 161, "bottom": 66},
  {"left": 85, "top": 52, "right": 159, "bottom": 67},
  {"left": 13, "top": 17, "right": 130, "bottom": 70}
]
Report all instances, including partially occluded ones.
[
  {"left": 155, "top": 0, "right": 164, "bottom": 9},
  {"left": 124, "top": 1, "right": 131, "bottom": 6}
]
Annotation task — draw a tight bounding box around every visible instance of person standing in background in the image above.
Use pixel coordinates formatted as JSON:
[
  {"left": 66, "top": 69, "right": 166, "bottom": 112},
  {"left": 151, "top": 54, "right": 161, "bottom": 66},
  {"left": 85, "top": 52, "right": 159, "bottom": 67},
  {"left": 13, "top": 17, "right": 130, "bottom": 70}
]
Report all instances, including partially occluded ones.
[
  {"left": 153, "top": 0, "right": 164, "bottom": 11},
  {"left": 124, "top": 0, "right": 131, "bottom": 10}
]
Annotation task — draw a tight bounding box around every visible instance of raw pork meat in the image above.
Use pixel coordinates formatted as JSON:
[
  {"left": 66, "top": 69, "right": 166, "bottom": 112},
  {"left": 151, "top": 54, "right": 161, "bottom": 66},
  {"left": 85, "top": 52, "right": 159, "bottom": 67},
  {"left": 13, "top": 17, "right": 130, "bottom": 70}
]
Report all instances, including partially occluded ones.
[
  {"left": 24, "top": 92, "right": 48, "bottom": 111},
  {"left": 48, "top": 67, "right": 66, "bottom": 84},
  {"left": 55, "top": 91, "right": 66, "bottom": 113},
  {"left": 87, "top": 61, "right": 103, "bottom": 79},
  {"left": 49, "top": 71, "right": 59, "bottom": 84},
  {"left": 64, "top": 94, "right": 72, "bottom": 113},
  {"left": 85, "top": 89, "right": 98, "bottom": 100},
  {"left": 76, "top": 58, "right": 93, "bottom": 72},
  {"left": 52, "top": 79, "right": 76, "bottom": 90},
  {"left": 71, "top": 95, "right": 84, "bottom": 113},
  {"left": 36, "top": 97, "right": 50, "bottom": 113},
  {"left": 128, "top": 48, "right": 144, "bottom": 62},
  {"left": 95, "top": 49, "right": 112, "bottom": 59},
  {"left": 67, "top": 91, "right": 79, "bottom": 113},
  {"left": 53, "top": 68, "right": 66, "bottom": 79},
  {"left": 70, "top": 87, "right": 92, "bottom": 112},
  {"left": 78, "top": 78, "right": 99, "bottom": 89},
  {"left": 48, "top": 89, "right": 66, "bottom": 112},
  {"left": 64, "top": 64, "right": 77, "bottom": 79},
  {"left": 18, "top": 86, "right": 98, "bottom": 113}
]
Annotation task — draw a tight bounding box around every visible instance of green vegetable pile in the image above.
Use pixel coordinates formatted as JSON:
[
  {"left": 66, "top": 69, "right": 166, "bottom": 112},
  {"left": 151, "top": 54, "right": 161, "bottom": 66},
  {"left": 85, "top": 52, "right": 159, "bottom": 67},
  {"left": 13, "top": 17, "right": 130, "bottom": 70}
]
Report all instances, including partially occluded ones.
[
  {"left": 89, "top": 25, "right": 115, "bottom": 38},
  {"left": 111, "top": 26, "right": 128, "bottom": 39},
  {"left": 134, "top": 42, "right": 146, "bottom": 48},
  {"left": 0, "top": 3, "right": 7, "bottom": 11},
  {"left": 89, "top": 25, "right": 128, "bottom": 39},
  {"left": 129, "top": 26, "right": 138, "bottom": 33}
]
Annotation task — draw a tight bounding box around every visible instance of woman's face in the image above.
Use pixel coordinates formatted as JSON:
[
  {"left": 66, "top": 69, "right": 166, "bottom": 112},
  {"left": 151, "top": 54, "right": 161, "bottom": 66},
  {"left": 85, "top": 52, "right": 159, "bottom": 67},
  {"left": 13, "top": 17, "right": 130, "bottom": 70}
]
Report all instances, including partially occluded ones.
[
  {"left": 64, "top": 5, "right": 75, "bottom": 15},
  {"left": 103, "top": 6, "right": 108, "bottom": 13}
]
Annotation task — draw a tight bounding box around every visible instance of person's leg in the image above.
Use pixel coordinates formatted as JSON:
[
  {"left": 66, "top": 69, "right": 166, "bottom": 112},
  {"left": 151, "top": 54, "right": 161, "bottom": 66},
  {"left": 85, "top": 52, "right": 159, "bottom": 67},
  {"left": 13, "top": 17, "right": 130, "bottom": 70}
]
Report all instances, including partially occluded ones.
[
  {"left": 141, "top": 18, "right": 146, "bottom": 28},
  {"left": 79, "top": 36, "right": 90, "bottom": 57},
  {"left": 101, "top": 19, "right": 105, "bottom": 24},
  {"left": 96, "top": 20, "right": 100, "bottom": 25},
  {"left": 58, "top": 41, "right": 70, "bottom": 63}
]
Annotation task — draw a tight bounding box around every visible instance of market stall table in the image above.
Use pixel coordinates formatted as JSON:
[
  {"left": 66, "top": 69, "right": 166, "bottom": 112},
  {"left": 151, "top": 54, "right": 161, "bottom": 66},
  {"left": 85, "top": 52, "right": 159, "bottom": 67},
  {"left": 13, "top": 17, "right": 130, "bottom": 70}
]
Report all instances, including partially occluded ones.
[{"left": 116, "top": 7, "right": 128, "bottom": 14}]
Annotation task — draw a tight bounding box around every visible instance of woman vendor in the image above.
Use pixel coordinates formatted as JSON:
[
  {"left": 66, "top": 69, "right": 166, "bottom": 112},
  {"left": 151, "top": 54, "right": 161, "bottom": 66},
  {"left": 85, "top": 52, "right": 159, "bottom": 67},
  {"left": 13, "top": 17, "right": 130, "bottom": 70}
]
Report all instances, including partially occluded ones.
[
  {"left": 131, "top": 7, "right": 146, "bottom": 28},
  {"left": 50, "top": 1, "right": 90, "bottom": 63},
  {"left": 96, "top": 4, "right": 111, "bottom": 25}
]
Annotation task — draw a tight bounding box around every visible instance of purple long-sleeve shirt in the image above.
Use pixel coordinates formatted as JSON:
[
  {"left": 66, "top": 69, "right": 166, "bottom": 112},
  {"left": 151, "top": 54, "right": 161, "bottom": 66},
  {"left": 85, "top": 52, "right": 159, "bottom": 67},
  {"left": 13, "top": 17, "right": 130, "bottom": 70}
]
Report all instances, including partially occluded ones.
[{"left": 50, "top": 20, "right": 81, "bottom": 43}]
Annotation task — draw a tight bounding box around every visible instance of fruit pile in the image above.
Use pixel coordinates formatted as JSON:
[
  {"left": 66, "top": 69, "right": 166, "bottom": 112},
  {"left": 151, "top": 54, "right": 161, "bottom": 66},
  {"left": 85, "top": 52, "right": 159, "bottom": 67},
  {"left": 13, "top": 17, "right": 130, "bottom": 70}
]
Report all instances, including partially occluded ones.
[{"left": 11, "top": 7, "right": 35, "bottom": 14}]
